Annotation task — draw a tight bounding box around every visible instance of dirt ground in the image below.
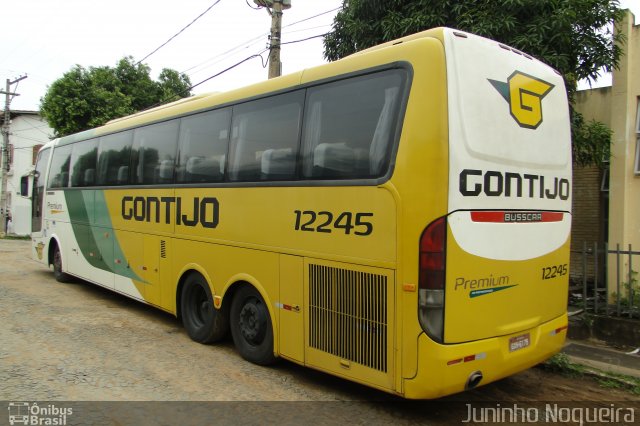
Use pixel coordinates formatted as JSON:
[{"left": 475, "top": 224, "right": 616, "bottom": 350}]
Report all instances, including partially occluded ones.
[{"left": 1, "top": 238, "right": 638, "bottom": 424}]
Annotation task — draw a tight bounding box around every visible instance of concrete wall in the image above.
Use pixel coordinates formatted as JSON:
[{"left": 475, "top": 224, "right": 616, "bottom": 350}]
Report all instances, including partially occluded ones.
[
  {"left": 609, "top": 11, "right": 640, "bottom": 253},
  {"left": 574, "top": 10, "right": 640, "bottom": 294}
]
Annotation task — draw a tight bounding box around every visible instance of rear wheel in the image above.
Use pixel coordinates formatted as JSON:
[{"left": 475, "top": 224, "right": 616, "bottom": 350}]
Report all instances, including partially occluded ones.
[
  {"left": 52, "top": 244, "right": 72, "bottom": 283},
  {"left": 181, "top": 273, "right": 228, "bottom": 343},
  {"left": 230, "top": 285, "right": 276, "bottom": 365}
]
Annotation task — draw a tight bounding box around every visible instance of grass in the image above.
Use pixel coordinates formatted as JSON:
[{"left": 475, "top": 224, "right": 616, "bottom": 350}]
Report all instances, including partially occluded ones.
[
  {"left": 0, "top": 234, "right": 30, "bottom": 240},
  {"left": 542, "top": 353, "right": 640, "bottom": 395},
  {"left": 542, "top": 353, "right": 586, "bottom": 377},
  {"left": 597, "top": 372, "right": 640, "bottom": 396}
]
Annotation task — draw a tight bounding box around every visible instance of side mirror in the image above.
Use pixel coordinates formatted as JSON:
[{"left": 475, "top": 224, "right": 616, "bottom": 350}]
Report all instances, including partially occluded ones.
[{"left": 20, "top": 175, "right": 30, "bottom": 197}]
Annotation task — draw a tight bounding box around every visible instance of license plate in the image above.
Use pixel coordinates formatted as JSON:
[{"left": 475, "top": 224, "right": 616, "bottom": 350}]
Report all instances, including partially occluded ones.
[{"left": 509, "top": 333, "right": 530, "bottom": 352}]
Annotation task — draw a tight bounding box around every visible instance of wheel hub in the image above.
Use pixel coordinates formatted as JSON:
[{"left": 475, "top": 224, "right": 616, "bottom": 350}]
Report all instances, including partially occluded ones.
[{"left": 239, "top": 301, "right": 264, "bottom": 343}]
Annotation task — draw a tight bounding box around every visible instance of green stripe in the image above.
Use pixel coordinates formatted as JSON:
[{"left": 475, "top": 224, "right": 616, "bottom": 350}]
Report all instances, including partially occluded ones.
[
  {"left": 64, "top": 190, "right": 143, "bottom": 282},
  {"left": 470, "top": 285, "right": 517, "bottom": 298}
]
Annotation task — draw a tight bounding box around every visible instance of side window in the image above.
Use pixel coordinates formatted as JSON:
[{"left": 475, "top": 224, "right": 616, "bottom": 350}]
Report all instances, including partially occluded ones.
[
  {"left": 177, "top": 108, "right": 231, "bottom": 183},
  {"left": 131, "top": 120, "right": 179, "bottom": 185},
  {"left": 228, "top": 91, "right": 303, "bottom": 182},
  {"left": 69, "top": 139, "right": 98, "bottom": 187},
  {"left": 97, "top": 131, "right": 133, "bottom": 186},
  {"left": 47, "top": 144, "right": 73, "bottom": 189},
  {"left": 301, "top": 69, "right": 407, "bottom": 179}
]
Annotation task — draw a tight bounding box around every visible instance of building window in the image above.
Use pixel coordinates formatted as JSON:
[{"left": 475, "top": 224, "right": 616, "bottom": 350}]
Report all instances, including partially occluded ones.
[{"left": 32, "top": 144, "right": 43, "bottom": 165}]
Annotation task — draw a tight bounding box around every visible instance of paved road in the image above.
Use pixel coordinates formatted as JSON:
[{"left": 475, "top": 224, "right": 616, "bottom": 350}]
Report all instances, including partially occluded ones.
[{"left": 1, "top": 239, "right": 637, "bottom": 425}]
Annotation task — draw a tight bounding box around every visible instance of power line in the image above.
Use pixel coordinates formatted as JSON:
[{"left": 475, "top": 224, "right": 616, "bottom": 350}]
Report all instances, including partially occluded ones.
[
  {"left": 185, "top": 28, "right": 328, "bottom": 81},
  {"left": 181, "top": 32, "right": 267, "bottom": 75},
  {"left": 15, "top": 116, "right": 51, "bottom": 136},
  {"left": 281, "top": 33, "right": 328, "bottom": 45},
  {"left": 144, "top": 49, "right": 269, "bottom": 111},
  {"left": 136, "top": 0, "right": 224, "bottom": 65},
  {"left": 245, "top": 0, "right": 263, "bottom": 10},
  {"left": 180, "top": 6, "right": 340, "bottom": 78},
  {"left": 190, "top": 49, "right": 269, "bottom": 91},
  {"left": 282, "top": 6, "right": 341, "bottom": 30}
]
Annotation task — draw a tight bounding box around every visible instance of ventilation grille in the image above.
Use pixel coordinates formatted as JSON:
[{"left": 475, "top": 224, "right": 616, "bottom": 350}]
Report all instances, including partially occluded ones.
[
  {"left": 309, "top": 264, "right": 388, "bottom": 372},
  {"left": 160, "top": 240, "right": 167, "bottom": 258}
]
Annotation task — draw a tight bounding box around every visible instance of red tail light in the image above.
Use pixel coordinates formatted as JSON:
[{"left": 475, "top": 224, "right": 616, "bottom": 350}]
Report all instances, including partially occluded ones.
[
  {"left": 418, "top": 216, "right": 447, "bottom": 342},
  {"left": 419, "top": 217, "right": 446, "bottom": 290}
]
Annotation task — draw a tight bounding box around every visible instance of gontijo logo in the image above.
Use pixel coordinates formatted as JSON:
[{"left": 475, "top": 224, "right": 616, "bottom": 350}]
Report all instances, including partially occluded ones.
[{"left": 489, "top": 71, "right": 554, "bottom": 129}]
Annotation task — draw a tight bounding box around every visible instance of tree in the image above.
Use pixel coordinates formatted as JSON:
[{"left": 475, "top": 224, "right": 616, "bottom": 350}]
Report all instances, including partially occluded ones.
[
  {"left": 324, "top": 0, "right": 625, "bottom": 166},
  {"left": 40, "top": 57, "right": 192, "bottom": 137}
]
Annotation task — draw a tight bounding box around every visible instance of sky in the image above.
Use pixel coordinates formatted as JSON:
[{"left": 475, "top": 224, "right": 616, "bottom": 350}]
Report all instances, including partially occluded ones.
[
  {"left": 2, "top": 0, "right": 343, "bottom": 111},
  {"left": 3, "top": 0, "right": 639, "bottom": 112}
]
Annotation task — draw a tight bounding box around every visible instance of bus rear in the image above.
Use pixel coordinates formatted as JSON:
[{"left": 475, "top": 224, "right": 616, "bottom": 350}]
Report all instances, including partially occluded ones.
[{"left": 406, "top": 29, "right": 571, "bottom": 398}]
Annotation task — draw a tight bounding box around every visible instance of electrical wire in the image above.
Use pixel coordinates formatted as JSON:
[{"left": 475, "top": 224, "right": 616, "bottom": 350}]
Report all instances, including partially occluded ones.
[
  {"left": 15, "top": 116, "right": 51, "bottom": 136},
  {"left": 136, "top": 0, "right": 224, "bottom": 65},
  {"left": 144, "top": 49, "right": 269, "bottom": 111},
  {"left": 11, "top": 135, "right": 50, "bottom": 144},
  {"left": 282, "top": 6, "right": 341, "bottom": 29},
  {"left": 181, "top": 32, "right": 267, "bottom": 75},
  {"left": 180, "top": 6, "right": 341, "bottom": 78},
  {"left": 190, "top": 48, "right": 269, "bottom": 91},
  {"left": 245, "top": 0, "right": 262, "bottom": 10},
  {"left": 281, "top": 33, "right": 328, "bottom": 45}
]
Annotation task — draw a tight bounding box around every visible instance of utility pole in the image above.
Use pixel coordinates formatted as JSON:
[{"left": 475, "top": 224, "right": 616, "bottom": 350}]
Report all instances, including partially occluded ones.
[
  {"left": 254, "top": 0, "right": 291, "bottom": 79},
  {"left": 0, "top": 75, "right": 27, "bottom": 235}
]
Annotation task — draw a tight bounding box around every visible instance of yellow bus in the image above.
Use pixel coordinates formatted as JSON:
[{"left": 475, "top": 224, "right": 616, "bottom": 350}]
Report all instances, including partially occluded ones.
[{"left": 26, "top": 27, "right": 571, "bottom": 399}]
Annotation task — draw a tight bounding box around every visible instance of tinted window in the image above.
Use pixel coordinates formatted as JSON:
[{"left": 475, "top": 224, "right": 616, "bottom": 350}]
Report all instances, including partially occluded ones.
[
  {"left": 228, "top": 91, "right": 303, "bottom": 181},
  {"left": 177, "top": 109, "right": 231, "bottom": 183},
  {"left": 70, "top": 139, "right": 98, "bottom": 187},
  {"left": 97, "top": 132, "right": 133, "bottom": 186},
  {"left": 47, "top": 144, "right": 73, "bottom": 188},
  {"left": 301, "top": 70, "right": 406, "bottom": 179},
  {"left": 131, "top": 120, "right": 179, "bottom": 185}
]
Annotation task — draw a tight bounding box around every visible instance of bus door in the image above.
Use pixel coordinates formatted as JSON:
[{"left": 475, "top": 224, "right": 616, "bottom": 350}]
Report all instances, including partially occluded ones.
[{"left": 29, "top": 147, "right": 51, "bottom": 261}]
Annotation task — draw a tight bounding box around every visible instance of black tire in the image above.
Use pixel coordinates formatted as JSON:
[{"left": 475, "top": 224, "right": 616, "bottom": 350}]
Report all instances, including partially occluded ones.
[
  {"left": 181, "top": 273, "right": 229, "bottom": 344},
  {"left": 52, "top": 244, "right": 73, "bottom": 283},
  {"left": 230, "top": 285, "right": 276, "bottom": 366}
]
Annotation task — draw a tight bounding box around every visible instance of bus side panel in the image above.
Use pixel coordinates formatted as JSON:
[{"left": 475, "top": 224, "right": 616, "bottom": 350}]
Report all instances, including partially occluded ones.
[
  {"left": 382, "top": 38, "right": 449, "bottom": 383},
  {"left": 303, "top": 258, "right": 396, "bottom": 391},
  {"left": 278, "top": 254, "right": 304, "bottom": 363}
]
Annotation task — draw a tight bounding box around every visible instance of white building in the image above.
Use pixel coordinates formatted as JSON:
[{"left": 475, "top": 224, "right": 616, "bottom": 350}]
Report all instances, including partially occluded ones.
[{"left": 1, "top": 110, "right": 53, "bottom": 235}]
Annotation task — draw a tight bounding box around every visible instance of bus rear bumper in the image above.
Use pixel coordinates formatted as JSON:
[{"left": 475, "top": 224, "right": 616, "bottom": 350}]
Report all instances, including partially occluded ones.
[{"left": 402, "top": 313, "right": 568, "bottom": 399}]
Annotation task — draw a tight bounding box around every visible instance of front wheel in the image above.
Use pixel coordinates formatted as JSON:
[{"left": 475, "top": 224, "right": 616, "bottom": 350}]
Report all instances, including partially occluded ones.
[
  {"left": 181, "top": 273, "right": 228, "bottom": 343},
  {"left": 52, "top": 244, "right": 72, "bottom": 283},
  {"left": 230, "top": 285, "right": 276, "bottom": 365}
]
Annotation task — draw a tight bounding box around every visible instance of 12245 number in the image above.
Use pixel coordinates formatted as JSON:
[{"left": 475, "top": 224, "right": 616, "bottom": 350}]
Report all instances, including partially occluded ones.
[{"left": 294, "top": 210, "right": 373, "bottom": 236}]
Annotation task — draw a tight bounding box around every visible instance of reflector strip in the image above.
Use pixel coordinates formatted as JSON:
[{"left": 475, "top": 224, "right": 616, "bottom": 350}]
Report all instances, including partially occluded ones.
[
  {"left": 275, "top": 302, "right": 300, "bottom": 313},
  {"left": 471, "top": 211, "right": 563, "bottom": 223},
  {"left": 550, "top": 325, "right": 568, "bottom": 336},
  {"left": 447, "top": 352, "right": 487, "bottom": 366}
]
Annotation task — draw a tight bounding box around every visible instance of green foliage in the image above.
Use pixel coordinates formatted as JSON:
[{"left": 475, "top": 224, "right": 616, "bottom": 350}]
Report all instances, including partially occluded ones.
[
  {"left": 40, "top": 57, "right": 192, "bottom": 137},
  {"left": 572, "top": 110, "right": 613, "bottom": 167},
  {"left": 324, "top": 0, "right": 625, "bottom": 166},
  {"left": 614, "top": 269, "right": 640, "bottom": 307},
  {"left": 598, "top": 377, "right": 640, "bottom": 395},
  {"left": 543, "top": 353, "right": 585, "bottom": 377}
]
